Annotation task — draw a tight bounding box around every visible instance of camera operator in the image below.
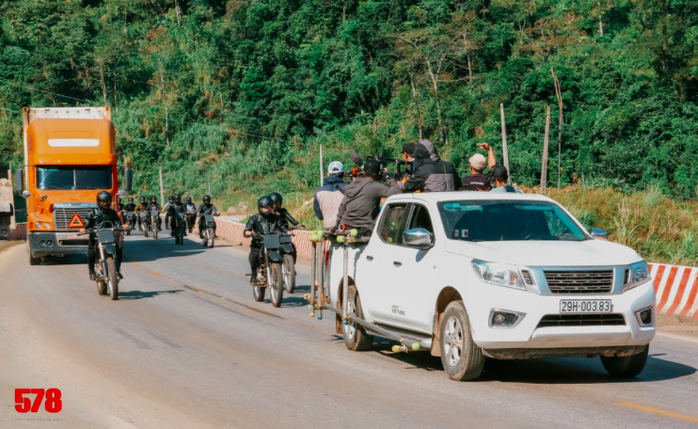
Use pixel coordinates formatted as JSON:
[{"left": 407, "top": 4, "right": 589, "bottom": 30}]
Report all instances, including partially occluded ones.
[{"left": 396, "top": 139, "right": 461, "bottom": 193}]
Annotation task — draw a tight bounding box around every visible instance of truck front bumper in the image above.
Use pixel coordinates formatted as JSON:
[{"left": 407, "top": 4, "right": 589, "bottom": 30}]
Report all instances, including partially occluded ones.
[
  {"left": 468, "top": 281, "right": 656, "bottom": 355},
  {"left": 29, "top": 231, "right": 89, "bottom": 258}
]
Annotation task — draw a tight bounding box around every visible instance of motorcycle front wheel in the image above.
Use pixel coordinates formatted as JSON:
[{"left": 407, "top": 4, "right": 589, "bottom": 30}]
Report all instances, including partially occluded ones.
[
  {"left": 282, "top": 254, "right": 296, "bottom": 293},
  {"left": 106, "top": 256, "right": 119, "bottom": 301},
  {"left": 269, "top": 263, "right": 283, "bottom": 308}
]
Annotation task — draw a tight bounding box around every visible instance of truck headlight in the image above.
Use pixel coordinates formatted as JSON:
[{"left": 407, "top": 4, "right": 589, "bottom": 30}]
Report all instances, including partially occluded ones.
[
  {"left": 624, "top": 261, "right": 650, "bottom": 292},
  {"left": 35, "top": 221, "right": 42, "bottom": 229},
  {"left": 472, "top": 260, "right": 525, "bottom": 290}
]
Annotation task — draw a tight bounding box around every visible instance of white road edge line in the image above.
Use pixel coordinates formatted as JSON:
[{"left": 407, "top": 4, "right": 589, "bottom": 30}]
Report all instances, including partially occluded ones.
[{"left": 656, "top": 331, "right": 698, "bottom": 345}]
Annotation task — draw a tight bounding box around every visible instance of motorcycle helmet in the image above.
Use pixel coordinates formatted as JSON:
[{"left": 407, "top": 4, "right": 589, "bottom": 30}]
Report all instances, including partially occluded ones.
[
  {"left": 203, "top": 195, "right": 211, "bottom": 205},
  {"left": 128, "top": 197, "right": 134, "bottom": 204},
  {"left": 168, "top": 195, "right": 174, "bottom": 203},
  {"left": 97, "top": 191, "right": 112, "bottom": 210},
  {"left": 150, "top": 196, "right": 158, "bottom": 203},
  {"left": 184, "top": 196, "right": 192, "bottom": 204},
  {"left": 257, "top": 196, "right": 273, "bottom": 217},
  {"left": 174, "top": 194, "right": 181, "bottom": 203},
  {"left": 139, "top": 196, "right": 146, "bottom": 204},
  {"left": 269, "top": 192, "right": 283, "bottom": 208}
]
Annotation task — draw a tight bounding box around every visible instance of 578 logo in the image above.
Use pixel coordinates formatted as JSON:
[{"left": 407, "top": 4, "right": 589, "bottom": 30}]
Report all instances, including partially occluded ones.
[{"left": 15, "top": 388, "right": 62, "bottom": 413}]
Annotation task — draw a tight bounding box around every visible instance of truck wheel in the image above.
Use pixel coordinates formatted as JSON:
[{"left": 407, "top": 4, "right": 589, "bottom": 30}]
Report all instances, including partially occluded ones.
[
  {"left": 440, "top": 301, "right": 485, "bottom": 381},
  {"left": 282, "top": 254, "right": 295, "bottom": 293},
  {"left": 29, "top": 253, "right": 41, "bottom": 266},
  {"left": 269, "top": 263, "right": 284, "bottom": 308},
  {"left": 343, "top": 285, "right": 374, "bottom": 351},
  {"left": 106, "top": 256, "right": 119, "bottom": 301},
  {"left": 600, "top": 345, "right": 649, "bottom": 378}
]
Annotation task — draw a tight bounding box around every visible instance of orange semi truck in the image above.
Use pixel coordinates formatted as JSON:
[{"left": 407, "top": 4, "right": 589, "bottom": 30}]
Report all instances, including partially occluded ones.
[{"left": 15, "top": 107, "right": 131, "bottom": 265}]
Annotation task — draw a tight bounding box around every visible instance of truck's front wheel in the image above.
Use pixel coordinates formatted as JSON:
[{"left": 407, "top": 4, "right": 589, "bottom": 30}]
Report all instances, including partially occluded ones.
[
  {"left": 600, "top": 345, "right": 649, "bottom": 378},
  {"left": 343, "top": 285, "right": 373, "bottom": 351},
  {"left": 440, "top": 301, "right": 485, "bottom": 381}
]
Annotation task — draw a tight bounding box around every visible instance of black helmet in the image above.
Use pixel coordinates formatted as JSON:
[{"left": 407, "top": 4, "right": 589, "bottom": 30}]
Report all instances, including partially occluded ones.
[
  {"left": 184, "top": 196, "right": 192, "bottom": 203},
  {"left": 258, "top": 196, "right": 272, "bottom": 215},
  {"left": 139, "top": 196, "right": 146, "bottom": 203},
  {"left": 97, "top": 191, "right": 112, "bottom": 210},
  {"left": 128, "top": 197, "right": 134, "bottom": 203},
  {"left": 203, "top": 195, "right": 211, "bottom": 204},
  {"left": 269, "top": 192, "right": 283, "bottom": 207},
  {"left": 174, "top": 194, "right": 181, "bottom": 203},
  {"left": 150, "top": 196, "right": 157, "bottom": 203}
]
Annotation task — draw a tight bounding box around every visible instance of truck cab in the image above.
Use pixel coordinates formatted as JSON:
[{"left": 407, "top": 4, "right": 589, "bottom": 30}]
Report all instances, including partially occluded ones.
[
  {"left": 16, "top": 107, "right": 124, "bottom": 265},
  {"left": 329, "top": 192, "right": 655, "bottom": 381}
]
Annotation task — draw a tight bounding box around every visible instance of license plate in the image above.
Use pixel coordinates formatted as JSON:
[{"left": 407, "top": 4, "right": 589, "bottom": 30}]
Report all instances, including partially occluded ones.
[
  {"left": 66, "top": 234, "right": 82, "bottom": 240},
  {"left": 560, "top": 300, "right": 612, "bottom": 313}
]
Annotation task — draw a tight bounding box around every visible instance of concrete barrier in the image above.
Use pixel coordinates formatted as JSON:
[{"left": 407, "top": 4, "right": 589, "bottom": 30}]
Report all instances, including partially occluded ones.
[{"left": 649, "top": 263, "right": 698, "bottom": 319}]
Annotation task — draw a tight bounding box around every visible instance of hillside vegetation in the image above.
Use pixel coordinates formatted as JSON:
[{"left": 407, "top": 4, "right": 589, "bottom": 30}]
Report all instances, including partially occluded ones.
[{"left": 1, "top": 1, "right": 697, "bottom": 262}]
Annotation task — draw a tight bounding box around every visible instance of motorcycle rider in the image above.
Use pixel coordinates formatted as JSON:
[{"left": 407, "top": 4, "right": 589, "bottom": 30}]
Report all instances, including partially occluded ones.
[
  {"left": 122, "top": 197, "right": 137, "bottom": 230},
  {"left": 198, "top": 195, "right": 220, "bottom": 238},
  {"left": 168, "top": 194, "right": 186, "bottom": 237},
  {"left": 164, "top": 195, "right": 175, "bottom": 230},
  {"left": 80, "top": 191, "right": 125, "bottom": 280},
  {"left": 134, "top": 197, "right": 148, "bottom": 231},
  {"left": 269, "top": 192, "right": 300, "bottom": 262},
  {"left": 146, "top": 196, "right": 163, "bottom": 231},
  {"left": 243, "top": 196, "right": 286, "bottom": 284},
  {"left": 183, "top": 196, "right": 198, "bottom": 233}
]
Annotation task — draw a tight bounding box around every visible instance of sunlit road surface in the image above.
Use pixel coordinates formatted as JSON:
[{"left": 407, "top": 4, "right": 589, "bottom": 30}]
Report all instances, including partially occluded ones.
[{"left": 1, "top": 234, "right": 697, "bottom": 429}]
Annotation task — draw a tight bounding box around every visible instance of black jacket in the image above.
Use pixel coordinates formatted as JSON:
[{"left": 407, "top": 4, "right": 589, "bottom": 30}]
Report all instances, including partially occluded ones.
[
  {"left": 398, "top": 139, "right": 461, "bottom": 193},
  {"left": 275, "top": 208, "right": 299, "bottom": 228},
  {"left": 198, "top": 203, "right": 219, "bottom": 215},
  {"left": 245, "top": 213, "right": 286, "bottom": 245},
  {"left": 337, "top": 178, "right": 400, "bottom": 232},
  {"left": 85, "top": 208, "right": 122, "bottom": 230},
  {"left": 123, "top": 203, "right": 137, "bottom": 212}
]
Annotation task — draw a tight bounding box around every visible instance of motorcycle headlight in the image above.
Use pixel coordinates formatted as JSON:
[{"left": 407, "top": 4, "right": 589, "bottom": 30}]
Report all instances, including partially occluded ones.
[
  {"left": 624, "top": 261, "right": 651, "bottom": 292},
  {"left": 472, "top": 260, "right": 525, "bottom": 290}
]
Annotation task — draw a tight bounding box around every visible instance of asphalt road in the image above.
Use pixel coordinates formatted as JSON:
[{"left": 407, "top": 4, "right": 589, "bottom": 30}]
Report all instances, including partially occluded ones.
[{"left": 1, "top": 232, "right": 697, "bottom": 429}]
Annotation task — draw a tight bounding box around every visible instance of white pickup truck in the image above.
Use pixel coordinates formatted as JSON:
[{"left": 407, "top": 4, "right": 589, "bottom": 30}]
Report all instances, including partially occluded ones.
[{"left": 328, "top": 192, "right": 655, "bottom": 381}]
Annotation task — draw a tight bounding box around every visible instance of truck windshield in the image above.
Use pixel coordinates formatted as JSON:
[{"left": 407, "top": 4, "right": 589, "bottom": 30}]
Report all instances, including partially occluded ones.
[
  {"left": 37, "top": 166, "right": 112, "bottom": 190},
  {"left": 438, "top": 200, "right": 588, "bottom": 242}
]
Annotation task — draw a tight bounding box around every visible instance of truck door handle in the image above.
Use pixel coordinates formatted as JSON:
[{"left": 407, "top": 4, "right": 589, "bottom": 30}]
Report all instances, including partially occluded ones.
[
  {"left": 366, "top": 255, "right": 374, "bottom": 261},
  {"left": 393, "top": 261, "right": 402, "bottom": 267}
]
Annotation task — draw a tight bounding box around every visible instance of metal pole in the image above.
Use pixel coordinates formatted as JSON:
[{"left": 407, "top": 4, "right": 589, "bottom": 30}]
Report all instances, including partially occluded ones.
[
  {"left": 342, "top": 243, "right": 349, "bottom": 321},
  {"left": 319, "top": 144, "right": 324, "bottom": 188},
  {"left": 159, "top": 166, "right": 165, "bottom": 206},
  {"left": 500, "top": 103, "right": 510, "bottom": 183},
  {"left": 310, "top": 241, "right": 316, "bottom": 311},
  {"left": 541, "top": 106, "right": 551, "bottom": 194}
]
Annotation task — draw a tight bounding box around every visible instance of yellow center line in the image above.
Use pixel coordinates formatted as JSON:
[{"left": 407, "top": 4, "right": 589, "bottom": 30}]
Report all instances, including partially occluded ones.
[{"left": 616, "top": 402, "right": 698, "bottom": 423}]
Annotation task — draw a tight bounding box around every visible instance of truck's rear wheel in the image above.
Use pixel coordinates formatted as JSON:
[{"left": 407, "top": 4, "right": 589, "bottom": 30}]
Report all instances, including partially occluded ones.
[
  {"left": 440, "top": 301, "right": 485, "bottom": 381},
  {"left": 343, "top": 285, "right": 373, "bottom": 351},
  {"left": 600, "top": 345, "right": 649, "bottom": 378}
]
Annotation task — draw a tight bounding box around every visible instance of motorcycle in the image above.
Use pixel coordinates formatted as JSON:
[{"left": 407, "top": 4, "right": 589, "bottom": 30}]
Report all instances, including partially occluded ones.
[
  {"left": 138, "top": 211, "right": 149, "bottom": 235},
  {"left": 184, "top": 208, "right": 197, "bottom": 234},
  {"left": 148, "top": 208, "right": 160, "bottom": 239},
  {"left": 171, "top": 210, "right": 185, "bottom": 246},
  {"left": 82, "top": 221, "right": 123, "bottom": 300},
  {"left": 251, "top": 234, "right": 284, "bottom": 307},
  {"left": 123, "top": 211, "right": 136, "bottom": 235},
  {"left": 200, "top": 214, "right": 216, "bottom": 248}
]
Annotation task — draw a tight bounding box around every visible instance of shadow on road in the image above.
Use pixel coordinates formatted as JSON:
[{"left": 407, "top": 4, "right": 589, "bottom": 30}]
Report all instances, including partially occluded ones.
[
  {"left": 371, "top": 348, "right": 696, "bottom": 383},
  {"left": 280, "top": 296, "right": 309, "bottom": 308},
  {"left": 118, "top": 289, "right": 185, "bottom": 300}
]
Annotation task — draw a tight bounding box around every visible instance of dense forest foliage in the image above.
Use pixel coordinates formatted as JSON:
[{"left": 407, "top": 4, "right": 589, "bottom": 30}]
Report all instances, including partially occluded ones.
[{"left": 1, "top": 0, "right": 697, "bottom": 200}]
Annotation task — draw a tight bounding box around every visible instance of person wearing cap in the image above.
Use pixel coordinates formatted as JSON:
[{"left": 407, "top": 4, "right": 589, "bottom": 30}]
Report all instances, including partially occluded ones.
[
  {"left": 490, "top": 165, "right": 524, "bottom": 193},
  {"left": 396, "top": 139, "right": 461, "bottom": 193},
  {"left": 400, "top": 143, "right": 416, "bottom": 180},
  {"left": 461, "top": 143, "right": 497, "bottom": 191},
  {"left": 313, "top": 161, "right": 348, "bottom": 231},
  {"left": 336, "top": 158, "right": 401, "bottom": 237}
]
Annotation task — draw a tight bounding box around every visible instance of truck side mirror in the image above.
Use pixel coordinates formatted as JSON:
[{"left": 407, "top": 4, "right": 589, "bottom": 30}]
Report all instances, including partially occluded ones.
[
  {"left": 14, "top": 168, "right": 24, "bottom": 193},
  {"left": 124, "top": 167, "right": 133, "bottom": 192},
  {"left": 403, "top": 228, "right": 434, "bottom": 249}
]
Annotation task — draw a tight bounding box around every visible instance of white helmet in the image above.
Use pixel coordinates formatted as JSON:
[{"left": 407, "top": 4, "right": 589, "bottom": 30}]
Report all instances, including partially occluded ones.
[{"left": 328, "top": 161, "right": 344, "bottom": 174}]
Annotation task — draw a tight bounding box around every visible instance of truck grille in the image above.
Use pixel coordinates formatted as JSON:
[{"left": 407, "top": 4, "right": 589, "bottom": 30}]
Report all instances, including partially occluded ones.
[
  {"left": 537, "top": 314, "right": 625, "bottom": 328},
  {"left": 54, "top": 205, "right": 96, "bottom": 230},
  {"left": 544, "top": 270, "right": 614, "bottom": 294}
]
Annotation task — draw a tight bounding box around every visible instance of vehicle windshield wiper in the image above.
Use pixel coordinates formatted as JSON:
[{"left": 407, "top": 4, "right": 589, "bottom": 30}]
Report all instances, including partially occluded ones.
[{"left": 41, "top": 185, "right": 60, "bottom": 190}]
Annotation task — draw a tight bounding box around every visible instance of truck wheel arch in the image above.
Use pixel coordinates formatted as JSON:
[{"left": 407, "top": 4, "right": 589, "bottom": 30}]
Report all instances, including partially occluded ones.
[{"left": 431, "top": 287, "right": 463, "bottom": 357}]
